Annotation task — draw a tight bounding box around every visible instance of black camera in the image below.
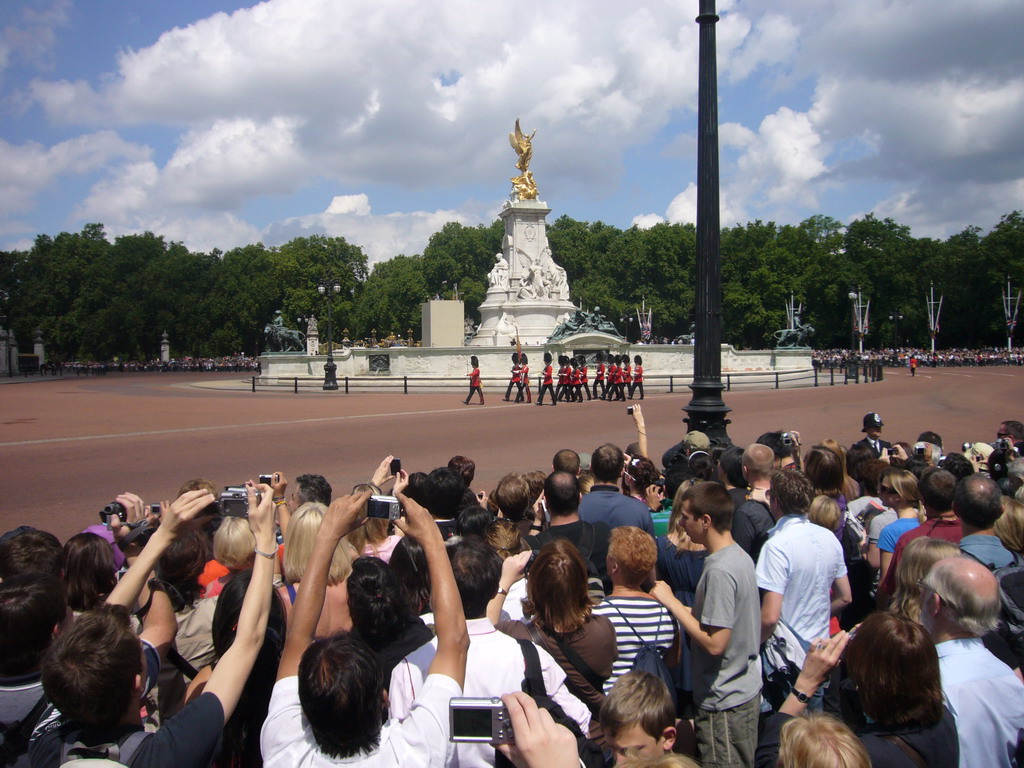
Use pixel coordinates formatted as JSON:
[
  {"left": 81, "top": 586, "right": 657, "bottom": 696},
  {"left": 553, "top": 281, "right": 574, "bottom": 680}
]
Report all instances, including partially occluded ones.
[
  {"left": 781, "top": 432, "right": 793, "bottom": 447},
  {"left": 367, "top": 495, "right": 401, "bottom": 521},
  {"left": 99, "top": 501, "right": 127, "bottom": 525},
  {"left": 626, "top": 406, "right": 634, "bottom": 415},
  {"left": 449, "top": 697, "right": 514, "bottom": 744},
  {"left": 390, "top": 458, "right": 402, "bottom": 475},
  {"left": 259, "top": 474, "right": 274, "bottom": 485}
]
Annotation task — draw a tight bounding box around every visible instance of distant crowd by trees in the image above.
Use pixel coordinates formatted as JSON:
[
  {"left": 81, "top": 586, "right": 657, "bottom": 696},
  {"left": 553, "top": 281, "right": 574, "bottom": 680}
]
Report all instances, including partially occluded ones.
[{"left": 1, "top": 211, "right": 1021, "bottom": 361}]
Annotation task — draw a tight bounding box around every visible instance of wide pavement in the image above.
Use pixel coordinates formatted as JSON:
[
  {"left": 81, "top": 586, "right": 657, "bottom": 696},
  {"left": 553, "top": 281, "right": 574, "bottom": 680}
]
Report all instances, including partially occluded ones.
[{"left": 1, "top": 365, "right": 1019, "bottom": 541}]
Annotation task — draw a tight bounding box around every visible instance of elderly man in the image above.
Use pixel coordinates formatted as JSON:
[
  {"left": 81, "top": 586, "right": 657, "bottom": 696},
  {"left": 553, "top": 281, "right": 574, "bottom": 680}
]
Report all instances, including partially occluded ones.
[{"left": 920, "top": 556, "right": 1024, "bottom": 768}]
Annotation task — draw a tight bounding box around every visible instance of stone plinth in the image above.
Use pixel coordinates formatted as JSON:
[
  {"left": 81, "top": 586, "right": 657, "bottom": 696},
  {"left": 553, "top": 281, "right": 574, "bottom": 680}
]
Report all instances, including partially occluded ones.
[
  {"left": 470, "top": 199, "right": 575, "bottom": 347},
  {"left": 422, "top": 300, "right": 465, "bottom": 347}
]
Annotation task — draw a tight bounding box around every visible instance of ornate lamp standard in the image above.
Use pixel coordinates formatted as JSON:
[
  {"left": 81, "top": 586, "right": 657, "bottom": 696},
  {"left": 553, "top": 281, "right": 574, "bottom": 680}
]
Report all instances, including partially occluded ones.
[
  {"left": 317, "top": 278, "right": 341, "bottom": 390},
  {"left": 683, "top": 0, "right": 731, "bottom": 444},
  {"left": 848, "top": 288, "right": 869, "bottom": 354}
]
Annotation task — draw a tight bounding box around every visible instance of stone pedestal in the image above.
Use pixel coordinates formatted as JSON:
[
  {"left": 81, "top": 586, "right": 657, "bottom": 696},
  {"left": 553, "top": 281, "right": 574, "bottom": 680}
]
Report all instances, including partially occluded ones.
[
  {"left": 33, "top": 328, "right": 44, "bottom": 366},
  {"left": 160, "top": 331, "right": 170, "bottom": 363},
  {"left": 0, "top": 330, "right": 10, "bottom": 375},
  {"left": 469, "top": 199, "right": 575, "bottom": 347},
  {"left": 422, "top": 300, "right": 465, "bottom": 347}
]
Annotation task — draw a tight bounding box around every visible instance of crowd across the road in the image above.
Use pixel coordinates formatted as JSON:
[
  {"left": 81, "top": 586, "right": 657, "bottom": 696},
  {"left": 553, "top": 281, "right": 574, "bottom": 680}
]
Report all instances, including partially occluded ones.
[
  {"left": 41, "top": 356, "right": 262, "bottom": 376},
  {"left": 813, "top": 347, "right": 1024, "bottom": 369},
  {"left": 3, "top": 409, "right": 1024, "bottom": 768}
]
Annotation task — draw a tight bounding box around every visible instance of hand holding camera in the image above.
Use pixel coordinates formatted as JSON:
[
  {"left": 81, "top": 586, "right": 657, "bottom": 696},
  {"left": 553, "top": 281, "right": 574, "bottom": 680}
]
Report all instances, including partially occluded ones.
[
  {"left": 246, "top": 480, "right": 277, "bottom": 547},
  {"left": 495, "top": 691, "right": 579, "bottom": 768},
  {"left": 321, "top": 487, "right": 374, "bottom": 542},
  {"left": 372, "top": 455, "right": 400, "bottom": 488},
  {"left": 162, "top": 489, "right": 217, "bottom": 538},
  {"left": 394, "top": 492, "right": 439, "bottom": 546}
]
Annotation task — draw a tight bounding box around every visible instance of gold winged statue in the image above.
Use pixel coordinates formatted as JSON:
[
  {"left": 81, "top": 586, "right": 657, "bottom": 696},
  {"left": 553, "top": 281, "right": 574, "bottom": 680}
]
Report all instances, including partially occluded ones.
[{"left": 509, "top": 118, "right": 538, "bottom": 200}]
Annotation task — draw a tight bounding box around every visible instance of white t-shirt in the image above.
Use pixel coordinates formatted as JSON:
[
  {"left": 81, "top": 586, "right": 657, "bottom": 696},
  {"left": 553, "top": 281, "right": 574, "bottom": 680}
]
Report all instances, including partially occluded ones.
[
  {"left": 390, "top": 618, "right": 590, "bottom": 768},
  {"left": 261, "top": 673, "right": 461, "bottom": 768},
  {"left": 756, "top": 515, "right": 847, "bottom": 645}
]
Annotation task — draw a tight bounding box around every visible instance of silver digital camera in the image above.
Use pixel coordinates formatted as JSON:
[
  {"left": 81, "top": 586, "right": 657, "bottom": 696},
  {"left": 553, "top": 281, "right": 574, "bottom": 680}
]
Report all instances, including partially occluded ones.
[
  {"left": 367, "top": 494, "right": 401, "bottom": 521},
  {"left": 449, "top": 697, "right": 514, "bottom": 744}
]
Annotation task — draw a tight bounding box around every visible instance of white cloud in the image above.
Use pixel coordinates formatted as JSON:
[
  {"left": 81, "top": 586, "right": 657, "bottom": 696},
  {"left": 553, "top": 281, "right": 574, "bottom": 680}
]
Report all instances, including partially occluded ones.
[
  {"left": 326, "top": 194, "right": 372, "bottom": 216},
  {"left": 0, "top": 131, "right": 149, "bottom": 214},
  {"left": 0, "top": 0, "right": 69, "bottom": 81},
  {"left": 631, "top": 213, "right": 665, "bottom": 230}
]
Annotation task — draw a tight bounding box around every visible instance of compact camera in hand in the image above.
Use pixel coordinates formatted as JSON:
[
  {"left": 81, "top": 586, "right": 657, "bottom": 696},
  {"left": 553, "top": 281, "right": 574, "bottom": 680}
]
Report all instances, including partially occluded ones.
[
  {"left": 449, "top": 697, "right": 514, "bottom": 744},
  {"left": 219, "top": 486, "right": 258, "bottom": 518},
  {"left": 367, "top": 495, "right": 401, "bottom": 521}
]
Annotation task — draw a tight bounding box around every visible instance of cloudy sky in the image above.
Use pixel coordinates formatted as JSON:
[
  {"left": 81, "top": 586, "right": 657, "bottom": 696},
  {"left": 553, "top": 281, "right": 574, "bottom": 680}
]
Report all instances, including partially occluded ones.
[{"left": 2, "top": 0, "right": 1022, "bottom": 263}]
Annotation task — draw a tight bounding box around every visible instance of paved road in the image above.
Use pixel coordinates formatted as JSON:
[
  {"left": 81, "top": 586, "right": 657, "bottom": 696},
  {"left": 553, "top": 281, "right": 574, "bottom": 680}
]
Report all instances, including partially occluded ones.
[{"left": 1, "top": 367, "right": 1019, "bottom": 541}]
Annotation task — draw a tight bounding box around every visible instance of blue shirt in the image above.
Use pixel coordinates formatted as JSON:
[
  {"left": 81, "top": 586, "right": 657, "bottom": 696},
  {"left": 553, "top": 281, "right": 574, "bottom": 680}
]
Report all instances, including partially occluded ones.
[
  {"left": 937, "top": 637, "right": 1024, "bottom": 768},
  {"left": 878, "top": 517, "right": 920, "bottom": 553},
  {"left": 579, "top": 485, "right": 654, "bottom": 533},
  {"left": 959, "top": 534, "right": 1017, "bottom": 569}
]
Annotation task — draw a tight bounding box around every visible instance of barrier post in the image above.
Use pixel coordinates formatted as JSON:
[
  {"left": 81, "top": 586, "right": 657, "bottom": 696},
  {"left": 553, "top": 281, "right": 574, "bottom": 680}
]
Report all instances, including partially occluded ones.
[
  {"left": 775, "top": 372, "right": 780, "bottom": 389},
  {"left": 669, "top": 376, "right": 674, "bottom": 393},
  {"left": 403, "top": 376, "right": 408, "bottom": 395},
  {"left": 726, "top": 374, "right": 731, "bottom": 391},
  {"left": 344, "top": 377, "right": 349, "bottom": 394},
  {"left": 251, "top": 376, "right": 256, "bottom": 393},
  {"left": 294, "top": 377, "right": 298, "bottom": 394},
  {"left": 814, "top": 368, "right": 818, "bottom": 387}
]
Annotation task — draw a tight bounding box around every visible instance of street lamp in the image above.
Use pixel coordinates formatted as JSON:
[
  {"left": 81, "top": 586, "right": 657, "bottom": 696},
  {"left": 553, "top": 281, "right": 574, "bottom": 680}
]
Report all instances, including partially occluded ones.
[
  {"left": 317, "top": 278, "right": 342, "bottom": 390},
  {"left": 0, "top": 290, "right": 11, "bottom": 377},
  {"left": 887, "top": 311, "right": 904, "bottom": 348},
  {"left": 848, "top": 288, "right": 869, "bottom": 355}
]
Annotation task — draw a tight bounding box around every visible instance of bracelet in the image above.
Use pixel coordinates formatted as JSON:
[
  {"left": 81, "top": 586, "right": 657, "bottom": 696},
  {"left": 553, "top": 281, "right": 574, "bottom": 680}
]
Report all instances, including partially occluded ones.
[
  {"left": 272, "top": 495, "right": 285, "bottom": 502},
  {"left": 274, "top": 499, "right": 288, "bottom": 507},
  {"left": 497, "top": 587, "right": 509, "bottom": 596},
  {"left": 254, "top": 546, "right": 276, "bottom": 559}
]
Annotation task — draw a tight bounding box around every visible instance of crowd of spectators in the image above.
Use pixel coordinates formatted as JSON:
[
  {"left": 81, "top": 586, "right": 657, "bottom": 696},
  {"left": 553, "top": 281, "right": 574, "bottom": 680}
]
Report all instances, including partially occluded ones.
[
  {"left": 3, "top": 410, "right": 1024, "bottom": 768},
  {"left": 813, "top": 347, "right": 1024, "bottom": 369},
  {"left": 38, "top": 357, "right": 262, "bottom": 376}
]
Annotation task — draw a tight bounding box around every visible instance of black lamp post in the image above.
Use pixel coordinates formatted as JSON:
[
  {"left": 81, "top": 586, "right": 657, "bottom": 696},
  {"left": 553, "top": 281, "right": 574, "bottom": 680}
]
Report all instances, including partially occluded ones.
[
  {"left": 317, "top": 278, "right": 341, "bottom": 390},
  {"left": 0, "top": 290, "right": 11, "bottom": 377},
  {"left": 888, "top": 311, "right": 904, "bottom": 348},
  {"left": 683, "top": 0, "right": 731, "bottom": 445}
]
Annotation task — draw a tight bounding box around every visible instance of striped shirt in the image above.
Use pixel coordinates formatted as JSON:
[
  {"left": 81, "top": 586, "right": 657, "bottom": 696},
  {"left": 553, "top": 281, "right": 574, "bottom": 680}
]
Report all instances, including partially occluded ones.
[{"left": 593, "top": 595, "right": 677, "bottom": 693}]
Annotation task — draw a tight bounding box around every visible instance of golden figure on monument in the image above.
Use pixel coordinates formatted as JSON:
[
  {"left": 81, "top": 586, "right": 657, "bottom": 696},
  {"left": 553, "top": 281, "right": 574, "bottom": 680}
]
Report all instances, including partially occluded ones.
[{"left": 509, "top": 118, "right": 538, "bottom": 200}]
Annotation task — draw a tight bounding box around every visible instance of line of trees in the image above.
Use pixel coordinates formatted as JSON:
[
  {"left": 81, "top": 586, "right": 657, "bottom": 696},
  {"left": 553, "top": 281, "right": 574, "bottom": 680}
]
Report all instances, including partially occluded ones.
[{"left": 1, "top": 211, "right": 1022, "bottom": 361}]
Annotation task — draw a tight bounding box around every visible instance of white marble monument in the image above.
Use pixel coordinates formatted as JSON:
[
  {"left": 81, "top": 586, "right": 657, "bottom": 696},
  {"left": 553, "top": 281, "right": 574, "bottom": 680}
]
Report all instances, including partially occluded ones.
[{"left": 469, "top": 120, "right": 576, "bottom": 346}]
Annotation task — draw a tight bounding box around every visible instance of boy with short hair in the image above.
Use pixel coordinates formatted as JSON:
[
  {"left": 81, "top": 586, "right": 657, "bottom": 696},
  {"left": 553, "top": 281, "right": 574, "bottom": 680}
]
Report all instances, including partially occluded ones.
[
  {"left": 651, "top": 481, "right": 761, "bottom": 768},
  {"left": 599, "top": 671, "right": 677, "bottom": 763}
]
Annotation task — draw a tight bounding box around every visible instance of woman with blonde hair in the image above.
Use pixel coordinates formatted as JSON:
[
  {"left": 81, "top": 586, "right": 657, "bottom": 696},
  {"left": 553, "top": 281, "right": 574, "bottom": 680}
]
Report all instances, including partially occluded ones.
[
  {"left": 873, "top": 468, "right": 923, "bottom": 584},
  {"left": 888, "top": 537, "right": 960, "bottom": 620},
  {"left": 995, "top": 497, "right": 1024, "bottom": 555},
  {"left": 775, "top": 713, "right": 870, "bottom": 768},
  {"left": 808, "top": 495, "right": 842, "bottom": 534},
  {"left": 204, "top": 516, "right": 256, "bottom": 598},
  {"left": 485, "top": 518, "right": 529, "bottom": 620},
  {"left": 278, "top": 501, "right": 355, "bottom": 636},
  {"left": 343, "top": 483, "right": 403, "bottom": 563}
]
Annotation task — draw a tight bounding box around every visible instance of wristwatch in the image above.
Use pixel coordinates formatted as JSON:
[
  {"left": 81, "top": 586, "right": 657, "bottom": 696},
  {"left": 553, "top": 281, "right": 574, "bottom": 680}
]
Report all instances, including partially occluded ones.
[{"left": 792, "top": 686, "right": 813, "bottom": 704}]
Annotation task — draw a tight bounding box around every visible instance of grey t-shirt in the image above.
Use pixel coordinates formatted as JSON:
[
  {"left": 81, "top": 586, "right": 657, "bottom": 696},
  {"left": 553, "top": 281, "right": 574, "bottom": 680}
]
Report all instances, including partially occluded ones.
[{"left": 690, "top": 543, "right": 762, "bottom": 711}]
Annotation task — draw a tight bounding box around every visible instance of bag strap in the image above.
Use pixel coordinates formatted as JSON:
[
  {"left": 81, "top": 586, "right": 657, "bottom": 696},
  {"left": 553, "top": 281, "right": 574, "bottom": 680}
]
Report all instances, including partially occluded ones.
[
  {"left": 1, "top": 692, "right": 50, "bottom": 748},
  {"left": 526, "top": 622, "right": 605, "bottom": 693},
  {"left": 879, "top": 734, "right": 928, "bottom": 768},
  {"left": 61, "top": 730, "right": 151, "bottom": 766},
  {"left": 165, "top": 647, "right": 198, "bottom": 681},
  {"left": 577, "top": 523, "right": 595, "bottom": 562},
  {"left": 515, "top": 639, "right": 547, "bottom": 698},
  {"left": 610, "top": 601, "right": 662, "bottom": 651}
]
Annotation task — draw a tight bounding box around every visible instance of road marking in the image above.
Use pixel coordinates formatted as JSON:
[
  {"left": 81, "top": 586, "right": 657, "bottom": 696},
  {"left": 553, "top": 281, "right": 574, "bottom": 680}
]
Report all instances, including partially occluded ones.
[{"left": 0, "top": 405, "right": 491, "bottom": 447}]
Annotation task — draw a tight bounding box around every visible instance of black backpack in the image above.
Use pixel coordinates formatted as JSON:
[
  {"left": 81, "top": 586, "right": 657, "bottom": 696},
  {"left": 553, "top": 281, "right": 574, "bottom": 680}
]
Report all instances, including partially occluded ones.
[
  {"left": 609, "top": 603, "right": 678, "bottom": 709},
  {"left": 0, "top": 694, "right": 49, "bottom": 767}
]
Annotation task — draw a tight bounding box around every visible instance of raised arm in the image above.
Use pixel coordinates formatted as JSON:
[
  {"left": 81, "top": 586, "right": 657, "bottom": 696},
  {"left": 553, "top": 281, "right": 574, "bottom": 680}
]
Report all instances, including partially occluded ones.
[
  {"left": 277, "top": 488, "right": 372, "bottom": 680},
  {"left": 630, "top": 403, "right": 649, "bottom": 459},
  {"left": 394, "top": 491, "right": 469, "bottom": 687},
  {"left": 651, "top": 580, "right": 730, "bottom": 657},
  {"left": 202, "top": 482, "right": 278, "bottom": 722}
]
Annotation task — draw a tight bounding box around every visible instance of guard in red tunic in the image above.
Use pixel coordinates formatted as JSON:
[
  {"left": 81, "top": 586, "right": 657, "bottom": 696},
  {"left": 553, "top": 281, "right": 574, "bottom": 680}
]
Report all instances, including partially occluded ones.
[
  {"left": 503, "top": 353, "right": 521, "bottom": 401},
  {"left": 537, "top": 351, "right": 556, "bottom": 405},
  {"left": 594, "top": 351, "right": 607, "bottom": 400},
  {"left": 555, "top": 355, "right": 570, "bottom": 402},
  {"left": 516, "top": 353, "right": 532, "bottom": 403},
  {"left": 622, "top": 357, "right": 632, "bottom": 400},
  {"left": 630, "top": 354, "right": 644, "bottom": 400},
  {"left": 579, "top": 356, "right": 592, "bottom": 401},
  {"left": 464, "top": 355, "right": 484, "bottom": 405},
  {"left": 569, "top": 357, "right": 583, "bottom": 402}
]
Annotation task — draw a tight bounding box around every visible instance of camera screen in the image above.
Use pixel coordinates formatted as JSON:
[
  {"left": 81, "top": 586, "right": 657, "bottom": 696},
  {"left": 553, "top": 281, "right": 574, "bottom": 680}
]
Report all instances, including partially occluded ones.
[{"left": 452, "top": 707, "right": 493, "bottom": 739}]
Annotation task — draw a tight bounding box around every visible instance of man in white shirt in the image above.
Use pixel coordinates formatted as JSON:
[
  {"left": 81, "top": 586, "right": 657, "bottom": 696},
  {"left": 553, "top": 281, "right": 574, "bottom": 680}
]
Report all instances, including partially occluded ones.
[
  {"left": 390, "top": 538, "right": 590, "bottom": 768},
  {"left": 920, "top": 556, "right": 1024, "bottom": 768},
  {"left": 261, "top": 489, "right": 470, "bottom": 768},
  {"left": 756, "top": 468, "right": 851, "bottom": 711}
]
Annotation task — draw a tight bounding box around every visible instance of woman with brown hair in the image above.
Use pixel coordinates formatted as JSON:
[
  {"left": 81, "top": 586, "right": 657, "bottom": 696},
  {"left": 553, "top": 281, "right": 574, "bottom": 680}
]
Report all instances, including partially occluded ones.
[
  {"left": 497, "top": 538, "right": 617, "bottom": 744},
  {"left": 843, "top": 611, "right": 957, "bottom": 766},
  {"left": 485, "top": 518, "right": 529, "bottom": 620},
  {"left": 887, "top": 537, "right": 960, "bottom": 621},
  {"left": 62, "top": 532, "right": 117, "bottom": 613}
]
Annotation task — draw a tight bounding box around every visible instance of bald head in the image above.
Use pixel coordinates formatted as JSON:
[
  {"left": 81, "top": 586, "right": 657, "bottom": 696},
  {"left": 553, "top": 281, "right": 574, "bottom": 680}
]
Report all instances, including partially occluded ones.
[
  {"left": 742, "top": 443, "right": 774, "bottom": 480},
  {"left": 924, "top": 556, "right": 1000, "bottom": 638}
]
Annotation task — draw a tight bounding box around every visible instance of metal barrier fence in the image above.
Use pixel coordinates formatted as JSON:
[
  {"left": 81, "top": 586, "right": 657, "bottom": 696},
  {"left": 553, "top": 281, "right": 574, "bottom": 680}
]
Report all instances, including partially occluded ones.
[{"left": 249, "top": 365, "right": 885, "bottom": 394}]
